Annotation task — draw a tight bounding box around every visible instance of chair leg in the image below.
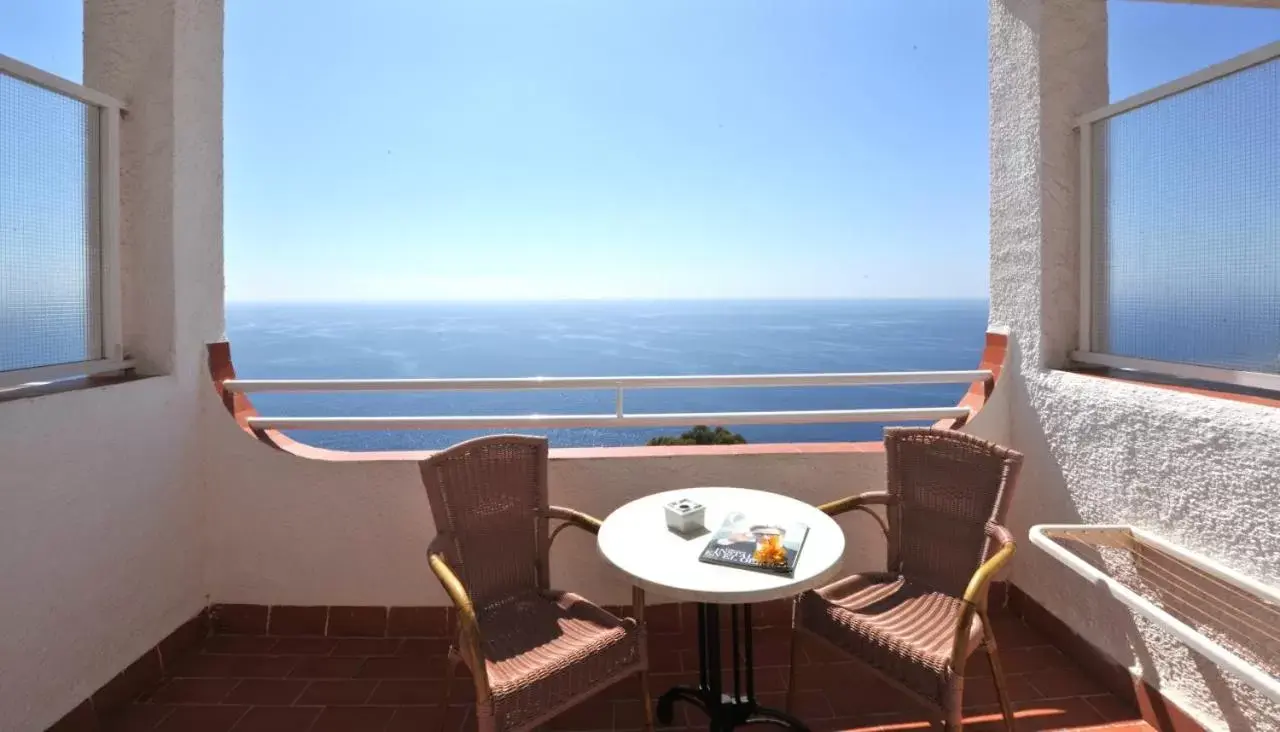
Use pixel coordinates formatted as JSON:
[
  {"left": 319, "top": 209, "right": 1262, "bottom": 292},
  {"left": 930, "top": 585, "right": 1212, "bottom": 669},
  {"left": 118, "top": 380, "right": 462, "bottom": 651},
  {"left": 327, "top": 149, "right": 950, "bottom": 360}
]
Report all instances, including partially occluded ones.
[
  {"left": 630, "top": 586, "right": 655, "bottom": 732},
  {"left": 981, "top": 614, "right": 1017, "bottom": 732},
  {"left": 639, "top": 669, "right": 656, "bottom": 732},
  {"left": 785, "top": 627, "right": 802, "bottom": 713},
  {"left": 440, "top": 650, "right": 460, "bottom": 732}
]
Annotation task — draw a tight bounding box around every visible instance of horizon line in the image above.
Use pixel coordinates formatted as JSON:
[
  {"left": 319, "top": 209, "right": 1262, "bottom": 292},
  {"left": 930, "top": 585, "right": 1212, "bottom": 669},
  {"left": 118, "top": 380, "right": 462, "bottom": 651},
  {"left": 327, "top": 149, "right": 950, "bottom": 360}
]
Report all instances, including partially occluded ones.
[{"left": 224, "top": 296, "right": 991, "bottom": 305}]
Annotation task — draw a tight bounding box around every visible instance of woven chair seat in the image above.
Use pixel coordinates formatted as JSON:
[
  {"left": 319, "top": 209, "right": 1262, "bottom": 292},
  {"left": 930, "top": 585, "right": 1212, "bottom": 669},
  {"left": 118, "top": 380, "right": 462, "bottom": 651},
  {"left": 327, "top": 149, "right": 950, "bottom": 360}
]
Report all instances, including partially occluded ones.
[
  {"left": 470, "top": 590, "right": 644, "bottom": 729},
  {"left": 796, "top": 572, "right": 983, "bottom": 704}
]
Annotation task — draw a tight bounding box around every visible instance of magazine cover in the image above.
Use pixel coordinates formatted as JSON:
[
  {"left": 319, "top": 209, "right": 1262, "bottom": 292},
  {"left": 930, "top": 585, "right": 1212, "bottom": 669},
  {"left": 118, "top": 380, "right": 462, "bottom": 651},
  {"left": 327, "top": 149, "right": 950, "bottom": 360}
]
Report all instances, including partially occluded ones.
[{"left": 698, "top": 511, "right": 810, "bottom": 575}]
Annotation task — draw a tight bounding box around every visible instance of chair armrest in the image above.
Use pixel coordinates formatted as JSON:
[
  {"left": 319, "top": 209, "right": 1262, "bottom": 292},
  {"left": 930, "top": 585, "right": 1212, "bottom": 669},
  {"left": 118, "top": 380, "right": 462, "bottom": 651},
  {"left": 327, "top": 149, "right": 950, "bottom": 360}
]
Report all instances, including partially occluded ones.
[
  {"left": 544, "top": 505, "right": 603, "bottom": 548},
  {"left": 427, "top": 536, "right": 490, "bottom": 698},
  {"left": 949, "top": 522, "right": 1017, "bottom": 663},
  {"left": 817, "top": 491, "right": 894, "bottom": 539},
  {"left": 817, "top": 490, "right": 894, "bottom": 516},
  {"left": 542, "top": 507, "right": 652, "bottom": 631}
]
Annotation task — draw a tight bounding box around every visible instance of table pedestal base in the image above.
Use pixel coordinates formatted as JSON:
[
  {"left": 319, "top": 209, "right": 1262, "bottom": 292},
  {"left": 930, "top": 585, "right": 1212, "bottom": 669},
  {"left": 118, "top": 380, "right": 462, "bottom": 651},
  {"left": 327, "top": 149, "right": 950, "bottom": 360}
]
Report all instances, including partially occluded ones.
[
  {"left": 657, "top": 685, "right": 809, "bottom": 731},
  {"left": 655, "top": 603, "right": 808, "bottom": 732}
]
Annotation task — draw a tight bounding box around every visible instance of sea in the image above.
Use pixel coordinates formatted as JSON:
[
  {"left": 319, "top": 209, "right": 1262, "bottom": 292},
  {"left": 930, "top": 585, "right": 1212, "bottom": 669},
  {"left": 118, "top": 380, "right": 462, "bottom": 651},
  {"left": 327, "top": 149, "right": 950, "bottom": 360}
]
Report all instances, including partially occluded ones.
[{"left": 225, "top": 299, "right": 990, "bottom": 451}]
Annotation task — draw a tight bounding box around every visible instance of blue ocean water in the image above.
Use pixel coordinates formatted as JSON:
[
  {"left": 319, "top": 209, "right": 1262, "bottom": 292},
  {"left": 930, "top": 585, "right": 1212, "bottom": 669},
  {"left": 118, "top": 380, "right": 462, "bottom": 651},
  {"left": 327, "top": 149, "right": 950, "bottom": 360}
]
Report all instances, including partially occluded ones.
[{"left": 225, "top": 300, "right": 989, "bottom": 450}]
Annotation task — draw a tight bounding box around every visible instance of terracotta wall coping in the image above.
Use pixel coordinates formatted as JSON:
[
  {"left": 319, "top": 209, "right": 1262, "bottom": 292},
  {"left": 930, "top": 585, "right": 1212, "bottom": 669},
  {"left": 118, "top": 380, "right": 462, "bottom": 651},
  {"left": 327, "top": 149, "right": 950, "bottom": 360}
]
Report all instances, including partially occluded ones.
[
  {"left": 1068, "top": 368, "right": 1280, "bottom": 410},
  {"left": 551, "top": 441, "right": 884, "bottom": 459},
  {"left": 274, "top": 441, "right": 886, "bottom": 463}
]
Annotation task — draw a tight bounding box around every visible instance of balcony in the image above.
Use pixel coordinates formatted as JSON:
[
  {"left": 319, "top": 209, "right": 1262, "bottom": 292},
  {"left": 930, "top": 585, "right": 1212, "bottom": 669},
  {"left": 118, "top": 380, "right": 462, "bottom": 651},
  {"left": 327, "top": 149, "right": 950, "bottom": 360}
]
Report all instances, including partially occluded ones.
[
  {"left": 5, "top": 2, "right": 1280, "bottom": 732},
  {"left": 32, "top": 330, "right": 1257, "bottom": 732}
]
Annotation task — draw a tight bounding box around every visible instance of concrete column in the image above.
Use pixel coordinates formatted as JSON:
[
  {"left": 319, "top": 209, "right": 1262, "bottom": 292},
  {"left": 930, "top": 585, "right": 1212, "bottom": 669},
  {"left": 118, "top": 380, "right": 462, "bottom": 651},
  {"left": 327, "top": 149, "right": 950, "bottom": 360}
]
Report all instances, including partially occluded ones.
[
  {"left": 988, "top": 0, "right": 1107, "bottom": 370},
  {"left": 83, "top": 0, "right": 224, "bottom": 379}
]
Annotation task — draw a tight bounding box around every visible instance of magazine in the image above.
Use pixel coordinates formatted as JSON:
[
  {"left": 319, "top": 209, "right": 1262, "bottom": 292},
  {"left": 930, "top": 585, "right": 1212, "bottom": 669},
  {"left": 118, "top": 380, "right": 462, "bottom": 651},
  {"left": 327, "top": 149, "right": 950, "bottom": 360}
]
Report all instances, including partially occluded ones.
[{"left": 698, "top": 511, "right": 810, "bottom": 575}]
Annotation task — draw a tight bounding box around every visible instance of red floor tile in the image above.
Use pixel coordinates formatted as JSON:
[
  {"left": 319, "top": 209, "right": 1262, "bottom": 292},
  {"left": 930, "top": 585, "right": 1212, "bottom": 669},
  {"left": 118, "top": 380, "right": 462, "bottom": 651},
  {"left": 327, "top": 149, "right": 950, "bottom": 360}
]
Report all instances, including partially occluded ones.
[
  {"left": 228, "top": 706, "right": 322, "bottom": 732},
  {"left": 332, "top": 637, "right": 404, "bottom": 657},
  {"left": 144, "top": 677, "right": 239, "bottom": 704},
  {"left": 612, "top": 697, "right": 656, "bottom": 730},
  {"left": 287, "top": 656, "right": 365, "bottom": 679},
  {"left": 999, "top": 644, "right": 1072, "bottom": 675},
  {"left": 1082, "top": 693, "right": 1142, "bottom": 723},
  {"left": 105, "top": 607, "right": 1145, "bottom": 732},
  {"left": 826, "top": 686, "right": 917, "bottom": 717},
  {"left": 310, "top": 706, "right": 397, "bottom": 732},
  {"left": 295, "top": 679, "right": 379, "bottom": 705},
  {"left": 201, "top": 636, "right": 279, "bottom": 655},
  {"left": 368, "top": 678, "right": 453, "bottom": 705},
  {"left": 874, "top": 717, "right": 938, "bottom": 732},
  {"left": 168, "top": 654, "right": 239, "bottom": 678},
  {"left": 271, "top": 637, "right": 337, "bottom": 655},
  {"left": 752, "top": 665, "right": 792, "bottom": 694},
  {"left": 386, "top": 607, "right": 450, "bottom": 638},
  {"left": 547, "top": 695, "right": 614, "bottom": 729},
  {"left": 784, "top": 689, "right": 835, "bottom": 719},
  {"left": 222, "top": 678, "right": 308, "bottom": 705},
  {"left": 100, "top": 704, "right": 176, "bottom": 732},
  {"left": 384, "top": 706, "right": 439, "bottom": 732},
  {"left": 649, "top": 646, "right": 685, "bottom": 673},
  {"left": 961, "top": 672, "right": 1043, "bottom": 708},
  {"left": 1026, "top": 666, "right": 1111, "bottom": 698},
  {"left": 327, "top": 607, "right": 388, "bottom": 638},
  {"left": 988, "top": 615, "right": 1052, "bottom": 650},
  {"left": 397, "top": 637, "right": 451, "bottom": 658},
  {"left": 153, "top": 705, "right": 249, "bottom": 731},
  {"left": 268, "top": 607, "right": 328, "bottom": 637},
  {"left": 815, "top": 715, "right": 899, "bottom": 732},
  {"left": 357, "top": 655, "right": 443, "bottom": 679},
  {"left": 965, "top": 698, "right": 1107, "bottom": 731}
]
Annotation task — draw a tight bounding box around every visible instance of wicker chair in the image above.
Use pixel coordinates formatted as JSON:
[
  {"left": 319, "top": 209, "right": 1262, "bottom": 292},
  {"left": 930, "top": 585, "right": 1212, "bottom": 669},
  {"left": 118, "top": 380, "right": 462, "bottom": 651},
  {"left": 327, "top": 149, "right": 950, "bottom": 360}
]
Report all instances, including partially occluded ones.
[
  {"left": 788, "top": 428, "right": 1023, "bottom": 731},
  {"left": 421, "top": 435, "right": 654, "bottom": 732}
]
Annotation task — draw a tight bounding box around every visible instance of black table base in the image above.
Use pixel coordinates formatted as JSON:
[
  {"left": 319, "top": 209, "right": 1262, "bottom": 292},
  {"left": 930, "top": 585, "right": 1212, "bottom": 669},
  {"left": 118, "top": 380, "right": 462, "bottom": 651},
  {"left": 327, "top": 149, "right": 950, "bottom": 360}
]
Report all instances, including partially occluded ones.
[{"left": 655, "top": 603, "right": 808, "bottom": 731}]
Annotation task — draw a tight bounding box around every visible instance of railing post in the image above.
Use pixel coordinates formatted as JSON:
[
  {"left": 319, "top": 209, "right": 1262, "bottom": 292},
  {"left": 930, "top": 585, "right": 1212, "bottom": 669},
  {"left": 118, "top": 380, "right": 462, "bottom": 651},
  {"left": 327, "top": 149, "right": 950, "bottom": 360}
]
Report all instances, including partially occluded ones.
[
  {"left": 99, "top": 105, "right": 123, "bottom": 362},
  {"left": 615, "top": 386, "right": 624, "bottom": 418},
  {"left": 1077, "top": 119, "right": 1092, "bottom": 356}
]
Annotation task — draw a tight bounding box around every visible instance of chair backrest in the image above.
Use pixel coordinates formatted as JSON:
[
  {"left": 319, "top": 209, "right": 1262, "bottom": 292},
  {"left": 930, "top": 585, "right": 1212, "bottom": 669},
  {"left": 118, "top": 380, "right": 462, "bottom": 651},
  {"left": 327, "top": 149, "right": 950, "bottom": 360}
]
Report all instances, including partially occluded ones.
[
  {"left": 420, "top": 435, "right": 550, "bottom": 614},
  {"left": 884, "top": 428, "right": 1022, "bottom": 597}
]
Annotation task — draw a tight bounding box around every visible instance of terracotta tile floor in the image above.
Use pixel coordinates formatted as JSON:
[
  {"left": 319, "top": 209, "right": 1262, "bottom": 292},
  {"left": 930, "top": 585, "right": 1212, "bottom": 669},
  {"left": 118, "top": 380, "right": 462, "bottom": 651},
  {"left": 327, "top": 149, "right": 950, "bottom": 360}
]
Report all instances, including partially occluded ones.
[{"left": 103, "top": 607, "right": 1152, "bottom": 732}]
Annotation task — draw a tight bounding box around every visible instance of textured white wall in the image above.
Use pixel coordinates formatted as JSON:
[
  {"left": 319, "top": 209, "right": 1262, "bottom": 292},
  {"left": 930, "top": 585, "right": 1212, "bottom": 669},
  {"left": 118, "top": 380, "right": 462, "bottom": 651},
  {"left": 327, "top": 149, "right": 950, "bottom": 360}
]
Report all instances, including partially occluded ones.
[
  {"left": 0, "top": 381, "right": 204, "bottom": 732},
  {"left": 201, "top": 403, "right": 891, "bottom": 607},
  {"left": 990, "top": 1, "right": 1280, "bottom": 729},
  {"left": 0, "top": 1, "right": 224, "bottom": 729}
]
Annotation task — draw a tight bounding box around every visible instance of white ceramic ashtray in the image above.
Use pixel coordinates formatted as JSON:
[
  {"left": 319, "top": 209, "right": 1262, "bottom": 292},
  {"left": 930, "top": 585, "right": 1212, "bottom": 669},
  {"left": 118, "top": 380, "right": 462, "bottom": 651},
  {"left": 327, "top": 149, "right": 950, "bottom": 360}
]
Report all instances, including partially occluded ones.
[{"left": 664, "top": 498, "right": 706, "bottom": 534}]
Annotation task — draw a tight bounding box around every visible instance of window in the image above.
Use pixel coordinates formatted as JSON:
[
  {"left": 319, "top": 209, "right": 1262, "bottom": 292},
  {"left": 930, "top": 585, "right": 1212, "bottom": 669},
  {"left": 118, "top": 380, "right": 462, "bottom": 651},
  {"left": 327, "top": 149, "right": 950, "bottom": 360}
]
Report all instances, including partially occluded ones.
[
  {"left": 0, "top": 54, "right": 125, "bottom": 390},
  {"left": 1075, "top": 41, "right": 1280, "bottom": 393}
]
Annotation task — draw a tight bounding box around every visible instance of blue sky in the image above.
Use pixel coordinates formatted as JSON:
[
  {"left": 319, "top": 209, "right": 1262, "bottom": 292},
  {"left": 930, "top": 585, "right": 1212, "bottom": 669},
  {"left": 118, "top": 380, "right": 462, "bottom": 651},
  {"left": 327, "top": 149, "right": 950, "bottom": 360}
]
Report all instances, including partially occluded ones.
[{"left": 3, "top": 1, "right": 1278, "bottom": 301}]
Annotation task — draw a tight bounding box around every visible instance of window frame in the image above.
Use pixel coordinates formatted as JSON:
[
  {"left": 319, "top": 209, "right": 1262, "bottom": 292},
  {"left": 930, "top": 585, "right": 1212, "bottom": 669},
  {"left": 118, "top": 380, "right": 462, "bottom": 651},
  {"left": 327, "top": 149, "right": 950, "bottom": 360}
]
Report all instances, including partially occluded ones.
[
  {"left": 1072, "top": 40, "right": 1280, "bottom": 394},
  {"left": 0, "top": 54, "right": 129, "bottom": 390}
]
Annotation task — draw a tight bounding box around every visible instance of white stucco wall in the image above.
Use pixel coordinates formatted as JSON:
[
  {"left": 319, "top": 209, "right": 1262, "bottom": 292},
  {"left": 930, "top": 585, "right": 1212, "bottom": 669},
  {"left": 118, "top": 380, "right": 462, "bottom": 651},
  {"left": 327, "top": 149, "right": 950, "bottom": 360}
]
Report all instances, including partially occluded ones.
[
  {"left": 990, "top": 1, "right": 1280, "bottom": 729},
  {"left": 1005, "top": 369, "right": 1280, "bottom": 730},
  {"left": 0, "top": 380, "right": 205, "bottom": 732},
  {"left": 201, "top": 405, "right": 891, "bottom": 607},
  {"left": 0, "top": 1, "right": 224, "bottom": 729}
]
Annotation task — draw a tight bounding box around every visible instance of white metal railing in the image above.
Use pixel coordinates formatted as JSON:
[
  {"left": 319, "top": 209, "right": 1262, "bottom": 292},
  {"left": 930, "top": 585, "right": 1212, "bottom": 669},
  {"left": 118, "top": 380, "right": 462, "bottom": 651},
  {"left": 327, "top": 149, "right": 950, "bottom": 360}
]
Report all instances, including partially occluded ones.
[
  {"left": 1031, "top": 524, "right": 1280, "bottom": 704},
  {"left": 223, "top": 369, "right": 990, "bottom": 431},
  {"left": 0, "top": 54, "right": 131, "bottom": 391},
  {"left": 1074, "top": 40, "right": 1280, "bottom": 393}
]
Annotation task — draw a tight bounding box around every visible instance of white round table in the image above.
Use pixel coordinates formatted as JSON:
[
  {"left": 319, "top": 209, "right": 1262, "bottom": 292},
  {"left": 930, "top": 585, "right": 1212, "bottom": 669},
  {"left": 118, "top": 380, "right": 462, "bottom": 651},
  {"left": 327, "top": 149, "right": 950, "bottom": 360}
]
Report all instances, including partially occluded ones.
[{"left": 597, "top": 487, "right": 846, "bottom": 732}]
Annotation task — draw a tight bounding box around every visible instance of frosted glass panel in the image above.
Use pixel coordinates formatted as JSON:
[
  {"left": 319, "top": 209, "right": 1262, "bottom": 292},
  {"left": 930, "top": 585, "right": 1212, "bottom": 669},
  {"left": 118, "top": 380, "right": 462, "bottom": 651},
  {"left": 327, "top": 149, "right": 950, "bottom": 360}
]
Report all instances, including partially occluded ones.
[
  {"left": 1089, "top": 56, "right": 1280, "bottom": 375},
  {"left": 0, "top": 70, "right": 100, "bottom": 373}
]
